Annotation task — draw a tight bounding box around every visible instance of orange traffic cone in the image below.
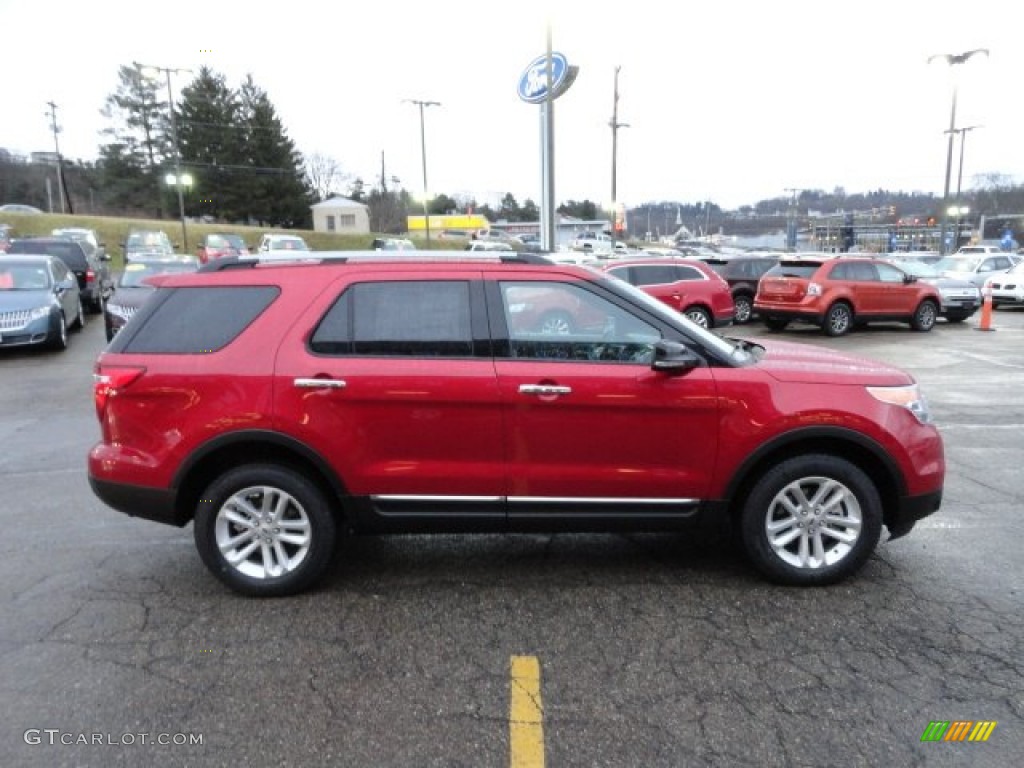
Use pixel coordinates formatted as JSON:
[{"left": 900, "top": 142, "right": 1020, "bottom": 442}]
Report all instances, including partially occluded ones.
[{"left": 975, "top": 281, "right": 995, "bottom": 332}]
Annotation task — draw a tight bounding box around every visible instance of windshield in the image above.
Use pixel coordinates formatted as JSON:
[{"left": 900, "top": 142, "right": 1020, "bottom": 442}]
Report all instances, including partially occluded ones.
[
  {"left": 893, "top": 260, "right": 938, "bottom": 278},
  {"left": 119, "top": 261, "right": 197, "bottom": 288},
  {"left": 0, "top": 264, "right": 51, "bottom": 290},
  {"left": 933, "top": 256, "right": 980, "bottom": 273}
]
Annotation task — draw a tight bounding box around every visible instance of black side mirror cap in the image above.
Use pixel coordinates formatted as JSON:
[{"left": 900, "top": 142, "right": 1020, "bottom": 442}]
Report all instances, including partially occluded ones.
[{"left": 651, "top": 340, "right": 701, "bottom": 374}]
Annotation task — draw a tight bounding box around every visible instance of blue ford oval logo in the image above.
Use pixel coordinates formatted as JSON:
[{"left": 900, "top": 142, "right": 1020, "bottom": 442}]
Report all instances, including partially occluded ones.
[{"left": 517, "top": 53, "right": 569, "bottom": 103}]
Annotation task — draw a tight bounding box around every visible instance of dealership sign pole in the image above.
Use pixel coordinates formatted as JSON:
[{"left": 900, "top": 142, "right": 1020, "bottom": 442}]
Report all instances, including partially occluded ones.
[{"left": 518, "top": 36, "right": 577, "bottom": 253}]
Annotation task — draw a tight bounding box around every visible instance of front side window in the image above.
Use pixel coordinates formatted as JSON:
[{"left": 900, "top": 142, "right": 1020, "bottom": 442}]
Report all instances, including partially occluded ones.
[
  {"left": 876, "top": 263, "right": 905, "bottom": 283},
  {"left": 500, "top": 281, "right": 660, "bottom": 363},
  {"left": 311, "top": 281, "right": 472, "bottom": 357}
]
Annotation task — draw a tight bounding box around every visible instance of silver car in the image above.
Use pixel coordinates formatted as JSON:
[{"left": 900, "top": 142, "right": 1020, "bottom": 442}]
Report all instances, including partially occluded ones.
[
  {"left": 933, "top": 253, "right": 1016, "bottom": 288},
  {"left": 0, "top": 255, "right": 84, "bottom": 350},
  {"left": 887, "top": 258, "right": 981, "bottom": 322},
  {"left": 987, "top": 260, "right": 1024, "bottom": 308}
]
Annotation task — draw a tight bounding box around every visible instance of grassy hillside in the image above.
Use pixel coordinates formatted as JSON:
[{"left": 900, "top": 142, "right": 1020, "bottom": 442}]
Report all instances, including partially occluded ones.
[{"left": 0, "top": 212, "right": 462, "bottom": 269}]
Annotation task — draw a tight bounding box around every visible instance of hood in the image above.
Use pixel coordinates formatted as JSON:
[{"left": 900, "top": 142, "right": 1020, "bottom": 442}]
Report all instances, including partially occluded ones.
[
  {"left": 754, "top": 338, "right": 912, "bottom": 386},
  {"left": 0, "top": 290, "right": 57, "bottom": 312}
]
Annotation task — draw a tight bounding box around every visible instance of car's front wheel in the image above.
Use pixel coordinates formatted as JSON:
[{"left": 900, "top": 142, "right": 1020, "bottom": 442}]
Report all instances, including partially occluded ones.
[
  {"left": 47, "top": 311, "right": 67, "bottom": 350},
  {"left": 194, "top": 464, "right": 337, "bottom": 596},
  {"left": 739, "top": 454, "right": 882, "bottom": 586},
  {"left": 733, "top": 294, "right": 754, "bottom": 324}
]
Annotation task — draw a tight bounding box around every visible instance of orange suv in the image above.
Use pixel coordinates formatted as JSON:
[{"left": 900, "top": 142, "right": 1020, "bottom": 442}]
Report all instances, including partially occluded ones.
[{"left": 755, "top": 256, "right": 943, "bottom": 336}]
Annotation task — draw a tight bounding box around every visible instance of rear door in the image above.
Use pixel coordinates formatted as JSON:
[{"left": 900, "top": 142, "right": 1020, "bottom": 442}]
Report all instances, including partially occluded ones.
[{"left": 273, "top": 272, "right": 506, "bottom": 529}]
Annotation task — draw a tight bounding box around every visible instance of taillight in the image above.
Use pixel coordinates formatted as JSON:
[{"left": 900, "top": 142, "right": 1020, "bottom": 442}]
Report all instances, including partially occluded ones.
[
  {"left": 93, "top": 365, "right": 145, "bottom": 421},
  {"left": 86, "top": 269, "right": 96, "bottom": 284}
]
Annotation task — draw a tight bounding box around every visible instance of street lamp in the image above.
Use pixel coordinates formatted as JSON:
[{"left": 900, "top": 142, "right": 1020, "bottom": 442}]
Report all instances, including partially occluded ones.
[
  {"left": 609, "top": 65, "right": 629, "bottom": 250},
  {"left": 928, "top": 48, "right": 988, "bottom": 255},
  {"left": 947, "top": 205, "right": 970, "bottom": 250},
  {"left": 403, "top": 99, "right": 441, "bottom": 249},
  {"left": 137, "top": 62, "right": 193, "bottom": 252}
]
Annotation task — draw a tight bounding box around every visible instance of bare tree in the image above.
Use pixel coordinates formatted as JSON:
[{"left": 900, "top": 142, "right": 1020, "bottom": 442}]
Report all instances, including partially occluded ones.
[{"left": 304, "top": 153, "right": 348, "bottom": 202}]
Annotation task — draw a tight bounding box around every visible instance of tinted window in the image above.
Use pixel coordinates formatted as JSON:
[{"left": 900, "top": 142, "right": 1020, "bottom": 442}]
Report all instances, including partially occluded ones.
[
  {"left": 117, "top": 286, "right": 278, "bottom": 354},
  {"left": 673, "top": 265, "right": 705, "bottom": 281},
  {"left": 310, "top": 281, "right": 472, "bottom": 357},
  {"left": 765, "top": 263, "right": 821, "bottom": 279},
  {"left": 500, "top": 281, "right": 660, "bottom": 363},
  {"left": 629, "top": 265, "right": 679, "bottom": 286}
]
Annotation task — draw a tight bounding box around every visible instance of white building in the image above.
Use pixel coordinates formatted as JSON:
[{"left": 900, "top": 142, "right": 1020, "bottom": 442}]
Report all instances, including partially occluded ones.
[{"left": 311, "top": 196, "right": 370, "bottom": 234}]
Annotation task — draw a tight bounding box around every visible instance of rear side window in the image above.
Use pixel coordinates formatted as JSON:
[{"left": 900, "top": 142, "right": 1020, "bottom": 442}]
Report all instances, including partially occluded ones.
[
  {"left": 310, "top": 281, "right": 472, "bottom": 357},
  {"left": 9, "top": 240, "right": 87, "bottom": 269},
  {"left": 114, "top": 286, "right": 279, "bottom": 354},
  {"left": 765, "top": 263, "right": 821, "bottom": 279}
]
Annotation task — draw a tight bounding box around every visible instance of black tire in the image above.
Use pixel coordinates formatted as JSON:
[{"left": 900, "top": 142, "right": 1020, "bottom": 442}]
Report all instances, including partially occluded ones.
[
  {"left": 910, "top": 299, "right": 938, "bottom": 332},
  {"left": 194, "top": 464, "right": 337, "bottom": 597},
  {"left": 47, "top": 312, "right": 68, "bottom": 350},
  {"left": 733, "top": 294, "right": 754, "bottom": 324},
  {"left": 739, "top": 454, "right": 883, "bottom": 586},
  {"left": 764, "top": 316, "right": 789, "bottom": 332},
  {"left": 71, "top": 299, "right": 85, "bottom": 332},
  {"left": 944, "top": 314, "right": 968, "bottom": 323},
  {"left": 684, "top": 305, "right": 711, "bottom": 328},
  {"left": 824, "top": 302, "right": 853, "bottom": 337}
]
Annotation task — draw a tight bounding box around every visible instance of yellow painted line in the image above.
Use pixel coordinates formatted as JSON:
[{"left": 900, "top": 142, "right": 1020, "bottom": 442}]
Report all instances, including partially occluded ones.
[{"left": 510, "top": 655, "right": 545, "bottom": 768}]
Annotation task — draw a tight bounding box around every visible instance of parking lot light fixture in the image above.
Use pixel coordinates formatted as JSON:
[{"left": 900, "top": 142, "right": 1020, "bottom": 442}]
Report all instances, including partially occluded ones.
[
  {"left": 403, "top": 99, "right": 441, "bottom": 250},
  {"left": 137, "top": 61, "right": 194, "bottom": 252},
  {"left": 928, "top": 49, "right": 988, "bottom": 255}
]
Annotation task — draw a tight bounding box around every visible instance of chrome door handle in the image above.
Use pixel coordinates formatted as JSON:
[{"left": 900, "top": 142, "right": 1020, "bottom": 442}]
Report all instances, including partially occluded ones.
[
  {"left": 294, "top": 378, "right": 346, "bottom": 389},
  {"left": 519, "top": 384, "right": 572, "bottom": 396}
]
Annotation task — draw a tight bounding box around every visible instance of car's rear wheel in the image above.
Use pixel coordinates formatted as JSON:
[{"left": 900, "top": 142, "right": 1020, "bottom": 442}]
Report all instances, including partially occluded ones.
[
  {"left": 733, "top": 294, "right": 754, "bottom": 324},
  {"left": 194, "top": 464, "right": 337, "bottom": 596},
  {"left": 684, "top": 306, "right": 711, "bottom": 328},
  {"left": 764, "top": 316, "right": 789, "bottom": 331},
  {"left": 910, "top": 299, "right": 938, "bottom": 331},
  {"left": 824, "top": 302, "right": 853, "bottom": 336},
  {"left": 739, "top": 454, "right": 882, "bottom": 586}
]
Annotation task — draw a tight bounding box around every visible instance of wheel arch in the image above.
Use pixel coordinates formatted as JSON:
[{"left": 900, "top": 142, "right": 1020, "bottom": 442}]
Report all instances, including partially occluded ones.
[
  {"left": 172, "top": 430, "right": 349, "bottom": 525},
  {"left": 722, "top": 427, "right": 906, "bottom": 531}
]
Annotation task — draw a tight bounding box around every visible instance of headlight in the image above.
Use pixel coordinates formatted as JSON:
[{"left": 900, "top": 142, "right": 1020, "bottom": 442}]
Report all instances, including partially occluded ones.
[
  {"left": 866, "top": 384, "right": 932, "bottom": 424},
  {"left": 28, "top": 305, "right": 53, "bottom": 321}
]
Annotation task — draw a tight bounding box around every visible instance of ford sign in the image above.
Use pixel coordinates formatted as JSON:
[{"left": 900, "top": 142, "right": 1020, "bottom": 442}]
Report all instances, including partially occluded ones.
[{"left": 517, "top": 53, "right": 575, "bottom": 104}]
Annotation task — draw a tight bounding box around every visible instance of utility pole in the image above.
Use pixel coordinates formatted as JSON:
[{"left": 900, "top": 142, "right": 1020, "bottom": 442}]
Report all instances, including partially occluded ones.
[
  {"left": 45, "top": 101, "right": 70, "bottom": 214},
  {"left": 403, "top": 99, "right": 441, "bottom": 249},
  {"left": 609, "top": 66, "right": 629, "bottom": 250}
]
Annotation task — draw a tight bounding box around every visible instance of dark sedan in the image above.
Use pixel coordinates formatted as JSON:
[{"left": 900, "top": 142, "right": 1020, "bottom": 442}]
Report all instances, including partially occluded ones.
[
  {"left": 7, "top": 237, "right": 113, "bottom": 312},
  {"left": 0, "top": 255, "right": 84, "bottom": 350},
  {"left": 104, "top": 256, "right": 199, "bottom": 341}
]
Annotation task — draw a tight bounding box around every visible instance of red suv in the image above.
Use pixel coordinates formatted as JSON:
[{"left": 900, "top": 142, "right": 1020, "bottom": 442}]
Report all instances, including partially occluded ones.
[
  {"left": 599, "top": 258, "right": 735, "bottom": 328},
  {"left": 88, "top": 253, "right": 944, "bottom": 595},
  {"left": 755, "top": 256, "right": 943, "bottom": 336}
]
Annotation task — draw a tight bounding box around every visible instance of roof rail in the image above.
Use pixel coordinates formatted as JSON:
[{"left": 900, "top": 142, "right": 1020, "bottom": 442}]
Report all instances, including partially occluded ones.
[{"left": 197, "top": 252, "right": 556, "bottom": 272}]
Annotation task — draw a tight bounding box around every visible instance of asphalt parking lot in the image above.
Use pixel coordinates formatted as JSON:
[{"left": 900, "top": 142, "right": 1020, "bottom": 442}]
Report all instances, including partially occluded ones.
[{"left": 1, "top": 307, "right": 1022, "bottom": 767}]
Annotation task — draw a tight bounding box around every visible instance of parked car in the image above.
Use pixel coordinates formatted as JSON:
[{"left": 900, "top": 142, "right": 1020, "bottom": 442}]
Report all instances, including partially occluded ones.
[
  {"left": 196, "top": 233, "right": 250, "bottom": 264},
  {"left": 0, "top": 204, "right": 43, "bottom": 214},
  {"left": 465, "top": 241, "right": 514, "bottom": 252},
  {"left": 104, "top": 256, "right": 200, "bottom": 341},
  {"left": 755, "top": 256, "right": 943, "bottom": 336},
  {"left": 124, "top": 230, "right": 175, "bottom": 260},
  {"left": 7, "top": 237, "right": 113, "bottom": 312},
  {"left": 933, "top": 253, "right": 1016, "bottom": 288},
  {"left": 570, "top": 231, "right": 614, "bottom": 253},
  {"left": 52, "top": 227, "right": 106, "bottom": 259},
  {"left": 0, "top": 254, "right": 84, "bottom": 350},
  {"left": 704, "top": 256, "right": 780, "bottom": 324},
  {"left": 987, "top": 259, "right": 1024, "bottom": 308},
  {"left": 371, "top": 237, "right": 415, "bottom": 251},
  {"left": 955, "top": 245, "right": 1006, "bottom": 256},
  {"left": 258, "top": 234, "right": 310, "bottom": 253},
  {"left": 88, "top": 253, "right": 945, "bottom": 595},
  {"left": 880, "top": 257, "right": 981, "bottom": 322},
  {"left": 599, "top": 257, "right": 735, "bottom": 328}
]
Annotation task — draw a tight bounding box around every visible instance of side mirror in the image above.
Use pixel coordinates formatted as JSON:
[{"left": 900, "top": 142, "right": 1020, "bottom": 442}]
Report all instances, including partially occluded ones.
[
  {"left": 903, "top": 274, "right": 916, "bottom": 284},
  {"left": 651, "top": 340, "right": 700, "bottom": 374}
]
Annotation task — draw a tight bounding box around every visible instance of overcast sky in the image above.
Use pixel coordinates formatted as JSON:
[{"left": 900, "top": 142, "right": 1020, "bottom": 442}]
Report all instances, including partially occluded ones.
[{"left": 2, "top": 0, "right": 1020, "bottom": 210}]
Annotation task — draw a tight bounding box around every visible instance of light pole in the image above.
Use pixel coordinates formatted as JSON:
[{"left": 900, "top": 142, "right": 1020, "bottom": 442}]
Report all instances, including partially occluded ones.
[
  {"left": 404, "top": 99, "right": 441, "bottom": 249},
  {"left": 609, "top": 66, "right": 629, "bottom": 249},
  {"left": 137, "top": 62, "right": 193, "bottom": 252},
  {"left": 928, "top": 49, "right": 988, "bottom": 254}
]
